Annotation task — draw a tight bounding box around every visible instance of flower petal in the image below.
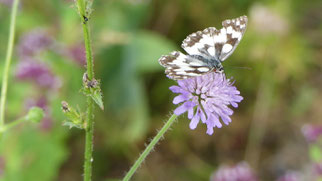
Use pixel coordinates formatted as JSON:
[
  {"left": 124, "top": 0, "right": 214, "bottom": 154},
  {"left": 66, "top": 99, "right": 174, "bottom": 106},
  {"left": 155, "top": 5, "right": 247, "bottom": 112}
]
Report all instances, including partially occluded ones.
[
  {"left": 169, "top": 86, "right": 182, "bottom": 93},
  {"left": 189, "top": 113, "right": 200, "bottom": 130},
  {"left": 199, "top": 108, "right": 207, "bottom": 123},
  {"left": 178, "top": 80, "right": 188, "bottom": 90},
  {"left": 188, "top": 106, "right": 194, "bottom": 119},
  {"left": 206, "top": 125, "right": 214, "bottom": 135},
  {"left": 220, "top": 105, "right": 234, "bottom": 116},
  {"left": 208, "top": 114, "right": 222, "bottom": 128},
  {"left": 174, "top": 101, "right": 195, "bottom": 116},
  {"left": 231, "top": 102, "right": 238, "bottom": 108},
  {"left": 173, "top": 94, "right": 190, "bottom": 104},
  {"left": 213, "top": 115, "right": 223, "bottom": 128},
  {"left": 221, "top": 114, "right": 232, "bottom": 125}
]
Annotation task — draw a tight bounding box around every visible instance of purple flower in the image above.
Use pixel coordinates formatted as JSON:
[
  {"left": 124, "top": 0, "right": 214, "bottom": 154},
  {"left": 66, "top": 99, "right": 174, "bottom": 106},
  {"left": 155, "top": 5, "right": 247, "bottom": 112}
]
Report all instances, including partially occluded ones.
[
  {"left": 18, "top": 29, "right": 53, "bottom": 59},
  {"left": 210, "top": 162, "right": 257, "bottom": 181},
  {"left": 0, "top": 0, "right": 13, "bottom": 6},
  {"left": 67, "top": 43, "right": 86, "bottom": 66},
  {"left": 170, "top": 72, "right": 243, "bottom": 135},
  {"left": 25, "top": 96, "right": 48, "bottom": 111},
  {"left": 15, "top": 59, "right": 61, "bottom": 89},
  {"left": 314, "top": 162, "right": 322, "bottom": 176},
  {"left": 301, "top": 124, "right": 322, "bottom": 143},
  {"left": 276, "top": 171, "right": 300, "bottom": 181}
]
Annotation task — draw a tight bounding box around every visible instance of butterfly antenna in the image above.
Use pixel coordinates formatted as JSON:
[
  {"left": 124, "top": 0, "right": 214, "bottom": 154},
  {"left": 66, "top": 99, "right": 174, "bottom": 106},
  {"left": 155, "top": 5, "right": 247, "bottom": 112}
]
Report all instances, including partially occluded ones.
[{"left": 225, "top": 65, "right": 252, "bottom": 70}]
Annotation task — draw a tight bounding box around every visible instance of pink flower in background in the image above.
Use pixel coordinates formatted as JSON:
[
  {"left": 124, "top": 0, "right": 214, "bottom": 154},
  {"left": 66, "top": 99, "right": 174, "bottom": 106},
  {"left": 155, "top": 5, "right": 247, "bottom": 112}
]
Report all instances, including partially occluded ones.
[
  {"left": 18, "top": 29, "right": 53, "bottom": 59},
  {"left": 210, "top": 162, "right": 257, "bottom": 181},
  {"left": 0, "top": 0, "right": 12, "bottom": 6},
  {"left": 314, "top": 162, "right": 322, "bottom": 176},
  {"left": 67, "top": 43, "right": 86, "bottom": 66},
  {"left": 15, "top": 59, "right": 61, "bottom": 89},
  {"left": 250, "top": 4, "right": 289, "bottom": 36},
  {"left": 301, "top": 124, "right": 322, "bottom": 143},
  {"left": 276, "top": 171, "right": 300, "bottom": 181},
  {"left": 25, "top": 96, "right": 48, "bottom": 112},
  {"left": 170, "top": 72, "right": 243, "bottom": 135}
]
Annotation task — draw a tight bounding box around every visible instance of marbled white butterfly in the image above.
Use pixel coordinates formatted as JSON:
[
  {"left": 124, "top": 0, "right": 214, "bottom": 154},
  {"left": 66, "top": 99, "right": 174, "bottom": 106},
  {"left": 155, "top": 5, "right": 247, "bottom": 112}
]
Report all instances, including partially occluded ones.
[{"left": 158, "top": 15, "right": 248, "bottom": 80}]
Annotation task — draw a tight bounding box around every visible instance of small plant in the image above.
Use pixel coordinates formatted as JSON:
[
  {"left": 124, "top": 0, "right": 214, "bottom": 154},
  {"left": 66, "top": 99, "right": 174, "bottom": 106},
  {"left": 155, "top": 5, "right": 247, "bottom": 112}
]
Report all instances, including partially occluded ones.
[
  {"left": 61, "top": 0, "right": 103, "bottom": 181},
  {"left": 0, "top": 0, "right": 44, "bottom": 139}
]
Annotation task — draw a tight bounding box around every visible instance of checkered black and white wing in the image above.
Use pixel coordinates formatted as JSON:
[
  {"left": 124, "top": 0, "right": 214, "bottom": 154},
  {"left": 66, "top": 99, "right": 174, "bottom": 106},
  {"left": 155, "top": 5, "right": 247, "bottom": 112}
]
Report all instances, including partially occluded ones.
[
  {"left": 158, "top": 51, "right": 212, "bottom": 80},
  {"left": 219, "top": 15, "right": 248, "bottom": 61},
  {"left": 181, "top": 27, "right": 219, "bottom": 57},
  {"left": 181, "top": 15, "right": 248, "bottom": 62}
]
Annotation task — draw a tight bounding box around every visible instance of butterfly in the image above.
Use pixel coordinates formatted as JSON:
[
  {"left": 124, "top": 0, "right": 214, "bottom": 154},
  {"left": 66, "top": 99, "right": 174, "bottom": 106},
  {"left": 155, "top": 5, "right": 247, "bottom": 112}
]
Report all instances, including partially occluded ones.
[{"left": 158, "top": 15, "right": 248, "bottom": 80}]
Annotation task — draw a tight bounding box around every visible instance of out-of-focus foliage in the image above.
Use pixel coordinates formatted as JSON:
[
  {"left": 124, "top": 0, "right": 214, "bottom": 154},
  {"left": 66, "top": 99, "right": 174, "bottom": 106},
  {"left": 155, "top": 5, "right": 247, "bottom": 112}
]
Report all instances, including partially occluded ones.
[{"left": 0, "top": 0, "right": 321, "bottom": 180}]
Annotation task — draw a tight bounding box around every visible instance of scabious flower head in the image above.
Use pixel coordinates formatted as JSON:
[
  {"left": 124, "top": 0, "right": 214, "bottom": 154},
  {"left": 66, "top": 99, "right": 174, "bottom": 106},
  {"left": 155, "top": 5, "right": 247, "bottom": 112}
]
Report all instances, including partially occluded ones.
[
  {"left": 210, "top": 162, "right": 257, "bottom": 181},
  {"left": 170, "top": 72, "right": 243, "bottom": 135}
]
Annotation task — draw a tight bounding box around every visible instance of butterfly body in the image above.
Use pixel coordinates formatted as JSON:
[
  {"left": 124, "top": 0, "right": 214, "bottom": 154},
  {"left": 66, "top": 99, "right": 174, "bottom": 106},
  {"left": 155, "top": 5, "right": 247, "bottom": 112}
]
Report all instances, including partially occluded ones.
[
  {"left": 189, "top": 54, "right": 223, "bottom": 73},
  {"left": 159, "top": 15, "right": 248, "bottom": 80}
]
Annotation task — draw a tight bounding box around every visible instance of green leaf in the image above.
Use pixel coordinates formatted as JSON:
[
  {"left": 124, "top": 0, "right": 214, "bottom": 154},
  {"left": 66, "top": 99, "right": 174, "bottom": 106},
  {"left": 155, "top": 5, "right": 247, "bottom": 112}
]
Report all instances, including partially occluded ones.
[
  {"left": 91, "top": 87, "right": 104, "bottom": 110},
  {"left": 61, "top": 101, "right": 85, "bottom": 129},
  {"left": 0, "top": 126, "right": 67, "bottom": 181},
  {"left": 62, "top": 121, "right": 84, "bottom": 129},
  {"left": 126, "top": 31, "right": 177, "bottom": 73},
  {"left": 81, "top": 77, "right": 104, "bottom": 110}
]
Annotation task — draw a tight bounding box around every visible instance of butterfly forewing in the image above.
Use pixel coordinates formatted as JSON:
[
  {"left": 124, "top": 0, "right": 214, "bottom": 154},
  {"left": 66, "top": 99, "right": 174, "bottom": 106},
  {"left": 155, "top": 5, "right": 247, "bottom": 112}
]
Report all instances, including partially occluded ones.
[
  {"left": 181, "top": 27, "right": 219, "bottom": 57},
  {"left": 219, "top": 15, "right": 247, "bottom": 61}
]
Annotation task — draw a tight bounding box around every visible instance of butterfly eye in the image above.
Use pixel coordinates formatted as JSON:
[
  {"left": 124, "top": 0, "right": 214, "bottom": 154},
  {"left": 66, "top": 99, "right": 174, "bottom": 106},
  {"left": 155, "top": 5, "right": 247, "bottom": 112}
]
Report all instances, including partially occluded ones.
[{"left": 217, "top": 67, "right": 224, "bottom": 73}]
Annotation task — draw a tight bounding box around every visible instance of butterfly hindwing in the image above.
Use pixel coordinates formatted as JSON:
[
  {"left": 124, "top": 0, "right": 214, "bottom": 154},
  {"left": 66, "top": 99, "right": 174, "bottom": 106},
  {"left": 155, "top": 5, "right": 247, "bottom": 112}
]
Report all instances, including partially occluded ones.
[{"left": 158, "top": 51, "right": 211, "bottom": 80}]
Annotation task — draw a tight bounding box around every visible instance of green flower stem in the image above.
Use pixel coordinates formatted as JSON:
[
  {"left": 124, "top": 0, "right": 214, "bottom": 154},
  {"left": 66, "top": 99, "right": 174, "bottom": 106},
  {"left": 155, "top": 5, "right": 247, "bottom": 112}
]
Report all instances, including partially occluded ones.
[
  {"left": 0, "top": 0, "right": 19, "bottom": 130},
  {"left": 75, "top": 0, "right": 95, "bottom": 181},
  {"left": 81, "top": 14, "right": 94, "bottom": 80},
  {"left": 123, "top": 113, "right": 178, "bottom": 181},
  {"left": 0, "top": 106, "right": 44, "bottom": 133},
  {"left": 84, "top": 96, "right": 94, "bottom": 181},
  {"left": 2, "top": 117, "right": 25, "bottom": 132}
]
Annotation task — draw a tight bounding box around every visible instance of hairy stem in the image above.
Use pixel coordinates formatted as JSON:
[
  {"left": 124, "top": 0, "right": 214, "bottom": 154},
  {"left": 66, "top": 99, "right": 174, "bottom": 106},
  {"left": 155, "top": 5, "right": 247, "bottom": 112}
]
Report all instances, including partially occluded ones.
[
  {"left": 84, "top": 96, "right": 94, "bottom": 181},
  {"left": 76, "top": 0, "right": 95, "bottom": 180},
  {"left": 0, "top": 0, "right": 19, "bottom": 131},
  {"left": 123, "top": 114, "right": 178, "bottom": 181},
  {"left": 82, "top": 16, "right": 93, "bottom": 79}
]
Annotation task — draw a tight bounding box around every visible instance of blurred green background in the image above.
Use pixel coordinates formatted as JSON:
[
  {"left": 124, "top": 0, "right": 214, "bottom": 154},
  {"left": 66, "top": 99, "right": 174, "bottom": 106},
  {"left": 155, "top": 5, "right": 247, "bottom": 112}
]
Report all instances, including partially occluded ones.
[{"left": 0, "top": 0, "right": 321, "bottom": 180}]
